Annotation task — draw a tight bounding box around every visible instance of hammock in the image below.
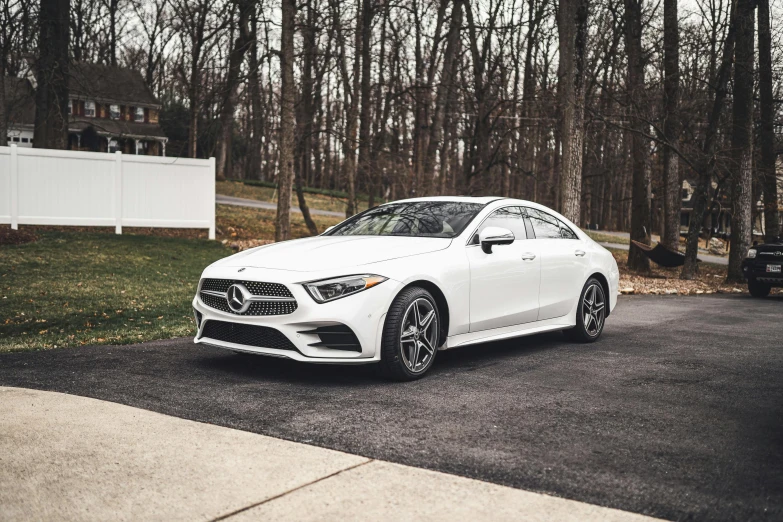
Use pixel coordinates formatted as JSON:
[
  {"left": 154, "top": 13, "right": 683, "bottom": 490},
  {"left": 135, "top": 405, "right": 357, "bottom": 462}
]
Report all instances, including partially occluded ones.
[{"left": 630, "top": 240, "right": 699, "bottom": 268}]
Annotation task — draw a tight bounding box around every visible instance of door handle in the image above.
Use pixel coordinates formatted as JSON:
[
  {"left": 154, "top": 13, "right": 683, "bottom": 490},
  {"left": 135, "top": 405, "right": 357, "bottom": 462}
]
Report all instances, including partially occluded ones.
[
  {"left": 521, "top": 253, "right": 536, "bottom": 261},
  {"left": 575, "top": 250, "right": 586, "bottom": 257}
]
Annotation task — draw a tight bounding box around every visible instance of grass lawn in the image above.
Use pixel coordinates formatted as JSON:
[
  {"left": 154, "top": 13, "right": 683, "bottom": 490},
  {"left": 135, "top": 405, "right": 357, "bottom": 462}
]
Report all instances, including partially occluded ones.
[
  {"left": 0, "top": 204, "right": 344, "bottom": 353},
  {"left": 217, "top": 180, "right": 372, "bottom": 215},
  {"left": 0, "top": 231, "right": 231, "bottom": 352},
  {"left": 216, "top": 204, "right": 343, "bottom": 240}
]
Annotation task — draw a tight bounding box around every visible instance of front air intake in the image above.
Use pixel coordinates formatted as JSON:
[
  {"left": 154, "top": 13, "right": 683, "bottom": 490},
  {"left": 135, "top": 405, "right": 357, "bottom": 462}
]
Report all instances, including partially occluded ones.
[
  {"left": 200, "top": 320, "right": 297, "bottom": 351},
  {"left": 298, "top": 324, "right": 362, "bottom": 352}
]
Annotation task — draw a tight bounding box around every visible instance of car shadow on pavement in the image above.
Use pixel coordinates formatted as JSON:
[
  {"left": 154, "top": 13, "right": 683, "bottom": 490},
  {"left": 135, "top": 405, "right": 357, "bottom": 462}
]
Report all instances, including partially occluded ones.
[{"left": 193, "top": 330, "right": 569, "bottom": 385}]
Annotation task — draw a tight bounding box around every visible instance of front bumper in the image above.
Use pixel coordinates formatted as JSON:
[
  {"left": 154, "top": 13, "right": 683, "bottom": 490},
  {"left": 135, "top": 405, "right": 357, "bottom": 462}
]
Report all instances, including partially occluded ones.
[
  {"left": 192, "top": 267, "right": 400, "bottom": 363},
  {"left": 742, "top": 259, "right": 783, "bottom": 285}
]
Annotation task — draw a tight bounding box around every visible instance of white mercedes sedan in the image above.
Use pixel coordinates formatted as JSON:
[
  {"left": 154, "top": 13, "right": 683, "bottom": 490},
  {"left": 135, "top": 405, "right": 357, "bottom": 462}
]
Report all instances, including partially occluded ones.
[{"left": 193, "top": 197, "right": 619, "bottom": 380}]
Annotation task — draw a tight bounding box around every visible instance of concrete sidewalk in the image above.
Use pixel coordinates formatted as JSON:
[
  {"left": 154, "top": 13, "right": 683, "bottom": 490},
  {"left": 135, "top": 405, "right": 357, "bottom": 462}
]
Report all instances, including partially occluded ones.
[{"left": 0, "top": 387, "right": 658, "bottom": 522}]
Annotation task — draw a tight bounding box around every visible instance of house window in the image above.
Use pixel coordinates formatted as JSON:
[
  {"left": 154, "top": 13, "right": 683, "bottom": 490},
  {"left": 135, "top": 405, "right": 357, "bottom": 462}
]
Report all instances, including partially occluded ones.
[
  {"left": 110, "top": 105, "right": 121, "bottom": 120},
  {"left": 85, "top": 100, "right": 96, "bottom": 117},
  {"left": 134, "top": 107, "right": 145, "bottom": 123},
  {"left": 12, "top": 137, "right": 20, "bottom": 142},
  {"left": 21, "top": 138, "right": 29, "bottom": 143}
]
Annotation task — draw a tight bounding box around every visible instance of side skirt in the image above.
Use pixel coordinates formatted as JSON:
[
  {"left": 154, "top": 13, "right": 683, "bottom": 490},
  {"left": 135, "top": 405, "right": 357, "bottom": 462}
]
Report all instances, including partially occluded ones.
[{"left": 442, "top": 317, "right": 574, "bottom": 350}]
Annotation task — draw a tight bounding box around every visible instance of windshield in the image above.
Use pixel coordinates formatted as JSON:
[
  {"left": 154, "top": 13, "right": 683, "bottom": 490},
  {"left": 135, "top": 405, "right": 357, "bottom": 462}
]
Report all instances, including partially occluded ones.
[{"left": 327, "top": 201, "right": 484, "bottom": 238}]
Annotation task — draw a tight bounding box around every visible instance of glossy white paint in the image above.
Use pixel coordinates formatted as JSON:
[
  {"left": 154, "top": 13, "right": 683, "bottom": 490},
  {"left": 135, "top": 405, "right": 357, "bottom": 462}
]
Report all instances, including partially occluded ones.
[{"left": 193, "top": 197, "right": 620, "bottom": 364}]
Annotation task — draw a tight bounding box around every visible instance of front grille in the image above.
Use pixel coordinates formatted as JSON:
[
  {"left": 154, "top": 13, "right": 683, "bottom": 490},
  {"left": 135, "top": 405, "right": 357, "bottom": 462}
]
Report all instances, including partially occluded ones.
[
  {"left": 200, "top": 320, "right": 297, "bottom": 351},
  {"left": 199, "top": 278, "right": 298, "bottom": 316}
]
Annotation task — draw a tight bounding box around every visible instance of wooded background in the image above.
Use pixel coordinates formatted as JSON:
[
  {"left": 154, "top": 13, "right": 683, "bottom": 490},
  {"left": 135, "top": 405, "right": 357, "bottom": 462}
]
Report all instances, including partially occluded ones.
[{"left": 1, "top": 0, "right": 781, "bottom": 280}]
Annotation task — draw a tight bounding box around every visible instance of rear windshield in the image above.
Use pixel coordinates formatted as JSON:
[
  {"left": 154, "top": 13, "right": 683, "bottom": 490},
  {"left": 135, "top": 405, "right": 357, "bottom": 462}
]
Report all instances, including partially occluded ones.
[{"left": 326, "top": 202, "right": 484, "bottom": 238}]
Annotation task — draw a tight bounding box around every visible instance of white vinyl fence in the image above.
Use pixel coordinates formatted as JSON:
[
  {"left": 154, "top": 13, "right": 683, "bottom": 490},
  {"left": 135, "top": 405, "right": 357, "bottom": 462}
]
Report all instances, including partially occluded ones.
[{"left": 0, "top": 145, "right": 215, "bottom": 239}]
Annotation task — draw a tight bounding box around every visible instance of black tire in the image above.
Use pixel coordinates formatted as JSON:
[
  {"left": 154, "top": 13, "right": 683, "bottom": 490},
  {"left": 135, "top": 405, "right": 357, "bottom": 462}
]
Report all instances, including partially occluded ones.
[
  {"left": 564, "top": 277, "right": 607, "bottom": 343},
  {"left": 378, "top": 286, "right": 440, "bottom": 381},
  {"left": 748, "top": 280, "right": 771, "bottom": 298}
]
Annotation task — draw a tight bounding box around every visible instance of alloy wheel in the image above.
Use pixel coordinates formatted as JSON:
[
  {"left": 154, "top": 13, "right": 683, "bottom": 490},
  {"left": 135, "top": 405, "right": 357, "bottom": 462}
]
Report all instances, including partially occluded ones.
[
  {"left": 582, "top": 283, "right": 605, "bottom": 337},
  {"left": 399, "top": 297, "right": 439, "bottom": 373}
]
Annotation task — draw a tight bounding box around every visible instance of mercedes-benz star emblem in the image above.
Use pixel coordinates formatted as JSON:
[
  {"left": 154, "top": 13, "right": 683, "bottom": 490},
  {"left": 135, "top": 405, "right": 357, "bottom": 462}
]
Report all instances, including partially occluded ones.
[{"left": 226, "top": 284, "right": 250, "bottom": 313}]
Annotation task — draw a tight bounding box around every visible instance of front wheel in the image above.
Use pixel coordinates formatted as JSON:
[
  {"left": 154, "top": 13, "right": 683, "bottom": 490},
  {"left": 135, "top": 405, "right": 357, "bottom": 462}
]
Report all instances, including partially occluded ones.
[
  {"left": 564, "top": 278, "right": 607, "bottom": 343},
  {"left": 748, "top": 280, "right": 771, "bottom": 298},
  {"left": 378, "top": 287, "right": 440, "bottom": 381}
]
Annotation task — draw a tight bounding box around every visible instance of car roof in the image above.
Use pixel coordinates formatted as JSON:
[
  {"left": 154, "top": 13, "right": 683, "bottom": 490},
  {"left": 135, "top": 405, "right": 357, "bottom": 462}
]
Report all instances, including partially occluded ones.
[
  {"left": 383, "top": 196, "right": 507, "bottom": 205},
  {"left": 384, "top": 196, "right": 546, "bottom": 208}
]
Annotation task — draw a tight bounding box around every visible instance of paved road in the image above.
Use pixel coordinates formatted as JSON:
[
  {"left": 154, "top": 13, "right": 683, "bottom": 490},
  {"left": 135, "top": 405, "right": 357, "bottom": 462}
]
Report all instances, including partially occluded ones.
[
  {"left": 591, "top": 230, "right": 729, "bottom": 265},
  {"left": 1, "top": 295, "right": 781, "bottom": 521},
  {"left": 217, "top": 194, "right": 346, "bottom": 218},
  {"left": 597, "top": 241, "right": 729, "bottom": 265}
]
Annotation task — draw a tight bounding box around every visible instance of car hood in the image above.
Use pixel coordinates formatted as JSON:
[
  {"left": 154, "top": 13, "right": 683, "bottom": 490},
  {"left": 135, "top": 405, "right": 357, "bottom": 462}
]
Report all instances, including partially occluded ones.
[
  {"left": 219, "top": 235, "right": 452, "bottom": 272},
  {"left": 756, "top": 242, "right": 783, "bottom": 255}
]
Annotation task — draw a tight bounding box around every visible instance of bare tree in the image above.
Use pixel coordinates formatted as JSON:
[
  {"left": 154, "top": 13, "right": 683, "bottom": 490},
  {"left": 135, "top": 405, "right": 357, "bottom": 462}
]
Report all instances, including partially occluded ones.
[
  {"left": 171, "top": 0, "right": 228, "bottom": 158},
  {"left": 681, "top": 0, "right": 736, "bottom": 280},
  {"left": 726, "top": 0, "right": 754, "bottom": 282},
  {"left": 34, "top": 0, "right": 70, "bottom": 150},
  {"left": 215, "top": 0, "right": 253, "bottom": 179},
  {"left": 557, "top": 0, "right": 589, "bottom": 223},
  {"left": 275, "top": 0, "right": 296, "bottom": 241},
  {"left": 661, "top": 0, "right": 680, "bottom": 250},
  {"left": 757, "top": 0, "right": 780, "bottom": 242},
  {"left": 624, "top": 0, "right": 651, "bottom": 272}
]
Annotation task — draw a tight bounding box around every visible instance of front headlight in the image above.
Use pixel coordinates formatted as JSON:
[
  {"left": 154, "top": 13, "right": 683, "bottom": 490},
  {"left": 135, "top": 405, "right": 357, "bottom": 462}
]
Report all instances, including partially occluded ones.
[
  {"left": 303, "top": 274, "right": 388, "bottom": 303},
  {"left": 747, "top": 248, "right": 757, "bottom": 259}
]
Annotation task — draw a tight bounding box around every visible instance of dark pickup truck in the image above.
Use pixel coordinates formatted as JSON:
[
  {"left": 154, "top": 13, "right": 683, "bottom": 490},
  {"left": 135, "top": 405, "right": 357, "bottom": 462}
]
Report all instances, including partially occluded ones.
[{"left": 742, "top": 237, "right": 783, "bottom": 297}]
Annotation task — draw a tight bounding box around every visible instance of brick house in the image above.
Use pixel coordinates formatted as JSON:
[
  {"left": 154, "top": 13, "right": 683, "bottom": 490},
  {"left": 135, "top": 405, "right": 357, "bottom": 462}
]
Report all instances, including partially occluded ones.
[{"left": 4, "top": 61, "right": 168, "bottom": 156}]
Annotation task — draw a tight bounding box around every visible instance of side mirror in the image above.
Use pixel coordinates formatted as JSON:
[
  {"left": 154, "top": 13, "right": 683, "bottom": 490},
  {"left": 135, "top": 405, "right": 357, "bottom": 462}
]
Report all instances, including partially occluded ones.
[{"left": 479, "top": 227, "right": 514, "bottom": 254}]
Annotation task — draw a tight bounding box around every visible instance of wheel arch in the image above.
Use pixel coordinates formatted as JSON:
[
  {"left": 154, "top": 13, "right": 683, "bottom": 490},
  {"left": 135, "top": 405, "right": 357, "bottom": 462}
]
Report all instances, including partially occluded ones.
[
  {"left": 587, "top": 271, "right": 612, "bottom": 317},
  {"left": 396, "top": 279, "right": 450, "bottom": 347}
]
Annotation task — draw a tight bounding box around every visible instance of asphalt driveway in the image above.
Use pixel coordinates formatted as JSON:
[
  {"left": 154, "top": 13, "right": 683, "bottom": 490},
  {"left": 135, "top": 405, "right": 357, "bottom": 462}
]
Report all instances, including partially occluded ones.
[{"left": 1, "top": 294, "right": 781, "bottom": 521}]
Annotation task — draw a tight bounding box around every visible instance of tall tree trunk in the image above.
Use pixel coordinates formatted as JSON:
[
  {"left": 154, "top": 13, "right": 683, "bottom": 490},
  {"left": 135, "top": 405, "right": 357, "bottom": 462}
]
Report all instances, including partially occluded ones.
[
  {"left": 726, "top": 0, "right": 754, "bottom": 282},
  {"left": 757, "top": 0, "right": 780, "bottom": 241},
  {"left": 108, "top": 0, "right": 118, "bottom": 66},
  {"left": 335, "top": 0, "right": 361, "bottom": 216},
  {"left": 423, "top": 0, "right": 462, "bottom": 193},
  {"left": 661, "top": 0, "right": 681, "bottom": 250},
  {"left": 356, "top": 0, "right": 374, "bottom": 207},
  {"left": 557, "top": 0, "right": 589, "bottom": 224},
  {"left": 624, "top": 0, "right": 651, "bottom": 272},
  {"left": 34, "top": 0, "right": 70, "bottom": 150},
  {"left": 216, "top": 0, "right": 254, "bottom": 180},
  {"left": 294, "top": 0, "right": 318, "bottom": 235},
  {"left": 187, "top": 65, "right": 200, "bottom": 158},
  {"left": 681, "top": 0, "right": 736, "bottom": 279},
  {"left": 276, "top": 0, "right": 296, "bottom": 241},
  {"left": 247, "top": 11, "right": 264, "bottom": 180}
]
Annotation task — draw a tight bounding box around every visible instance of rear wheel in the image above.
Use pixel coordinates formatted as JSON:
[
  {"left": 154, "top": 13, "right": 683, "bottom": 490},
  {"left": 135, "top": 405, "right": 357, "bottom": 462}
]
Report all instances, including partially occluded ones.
[
  {"left": 748, "top": 280, "right": 771, "bottom": 298},
  {"left": 564, "top": 278, "right": 606, "bottom": 343},
  {"left": 379, "top": 287, "right": 440, "bottom": 381}
]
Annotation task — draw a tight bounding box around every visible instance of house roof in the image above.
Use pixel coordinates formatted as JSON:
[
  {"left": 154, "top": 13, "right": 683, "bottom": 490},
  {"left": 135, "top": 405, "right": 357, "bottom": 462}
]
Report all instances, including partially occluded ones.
[
  {"left": 68, "top": 62, "right": 160, "bottom": 108},
  {"left": 3, "top": 77, "right": 36, "bottom": 127}
]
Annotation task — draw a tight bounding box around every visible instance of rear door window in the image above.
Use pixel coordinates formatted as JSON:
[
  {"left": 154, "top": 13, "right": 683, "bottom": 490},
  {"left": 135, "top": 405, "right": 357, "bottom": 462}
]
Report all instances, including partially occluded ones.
[{"left": 526, "top": 208, "right": 579, "bottom": 239}]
